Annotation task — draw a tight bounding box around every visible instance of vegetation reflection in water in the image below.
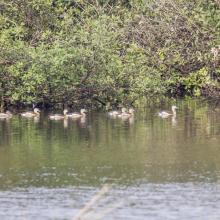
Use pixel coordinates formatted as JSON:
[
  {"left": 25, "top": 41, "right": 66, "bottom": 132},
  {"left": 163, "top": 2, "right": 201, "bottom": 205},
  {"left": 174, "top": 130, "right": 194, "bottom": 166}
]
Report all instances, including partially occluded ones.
[{"left": 0, "top": 100, "right": 220, "bottom": 189}]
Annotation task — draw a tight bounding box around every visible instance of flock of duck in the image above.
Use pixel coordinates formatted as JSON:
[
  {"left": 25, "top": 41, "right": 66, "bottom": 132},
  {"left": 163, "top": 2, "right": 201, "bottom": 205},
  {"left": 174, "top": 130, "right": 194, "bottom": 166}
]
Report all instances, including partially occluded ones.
[
  {"left": 0, "top": 108, "right": 87, "bottom": 120},
  {"left": 0, "top": 105, "right": 178, "bottom": 120}
]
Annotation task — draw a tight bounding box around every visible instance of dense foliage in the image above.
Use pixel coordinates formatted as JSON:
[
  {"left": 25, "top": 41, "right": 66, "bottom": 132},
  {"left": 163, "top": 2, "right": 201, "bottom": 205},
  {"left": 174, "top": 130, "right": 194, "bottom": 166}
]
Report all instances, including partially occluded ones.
[{"left": 1, "top": 0, "right": 220, "bottom": 109}]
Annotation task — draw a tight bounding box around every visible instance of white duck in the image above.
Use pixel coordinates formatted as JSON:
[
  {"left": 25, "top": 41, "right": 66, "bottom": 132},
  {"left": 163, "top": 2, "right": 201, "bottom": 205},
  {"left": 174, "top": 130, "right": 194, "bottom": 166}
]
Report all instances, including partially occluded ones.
[
  {"left": 66, "top": 109, "right": 87, "bottom": 119},
  {"left": 158, "top": 105, "right": 178, "bottom": 118},
  {"left": 118, "top": 108, "right": 135, "bottom": 118},
  {"left": 21, "top": 108, "right": 40, "bottom": 117},
  {"left": 49, "top": 109, "right": 68, "bottom": 120},
  {"left": 0, "top": 111, "right": 13, "bottom": 119},
  {"left": 108, "top": 107, "right": 127, "bottom": 116}
]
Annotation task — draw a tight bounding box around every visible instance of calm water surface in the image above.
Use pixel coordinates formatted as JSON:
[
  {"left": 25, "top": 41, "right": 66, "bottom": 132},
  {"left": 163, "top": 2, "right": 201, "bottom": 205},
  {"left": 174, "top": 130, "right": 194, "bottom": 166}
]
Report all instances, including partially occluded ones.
[{"left": 0, "top": 100, "right": 220, "bottom": 219}]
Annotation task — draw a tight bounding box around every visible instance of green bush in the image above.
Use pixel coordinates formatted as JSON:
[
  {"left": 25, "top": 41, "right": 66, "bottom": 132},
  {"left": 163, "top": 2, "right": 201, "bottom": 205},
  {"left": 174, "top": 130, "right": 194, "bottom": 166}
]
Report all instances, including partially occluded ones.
[{"left": 0, "top": 0, "right": 220, "bottom": 109}]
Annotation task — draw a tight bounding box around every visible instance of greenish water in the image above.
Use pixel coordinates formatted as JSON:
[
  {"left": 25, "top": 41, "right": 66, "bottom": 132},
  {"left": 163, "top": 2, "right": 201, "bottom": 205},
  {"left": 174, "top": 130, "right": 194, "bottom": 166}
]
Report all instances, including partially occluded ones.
[{"left": 0, "top": 100, "right": 220, "bottom": 219}]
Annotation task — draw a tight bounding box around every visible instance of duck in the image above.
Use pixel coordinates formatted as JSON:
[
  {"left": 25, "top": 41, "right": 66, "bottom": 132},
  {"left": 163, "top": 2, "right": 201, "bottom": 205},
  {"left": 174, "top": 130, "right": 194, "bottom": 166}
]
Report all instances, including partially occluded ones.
[
  {"left": 21, "top": 108, "right": 40, "bottom": 117},
  {"left": 0, "top": 111, "right": 13, "bottom": 119},
  {"left": 49, "top": 109, "right": 68, "bottom": 120},
  {"left": 118, "top": 108, "right": 135, "bottom": 118},
  {"left": 66, "top": 109, "right": 87, "bottom": 119},
  {"left": 158, "top": 105, "right": 178, "bottom": 118},
  {"left": 108, "top": 107, "right": 127, "bottom": 116}
]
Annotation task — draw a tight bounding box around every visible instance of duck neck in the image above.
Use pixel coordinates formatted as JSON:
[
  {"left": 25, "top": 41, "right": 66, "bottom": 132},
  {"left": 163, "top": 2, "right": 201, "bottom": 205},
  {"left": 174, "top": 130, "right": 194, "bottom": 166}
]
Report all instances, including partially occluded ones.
[
  {"left": 81, "top": 112, "right": 86, "bottom": 117},
  {"left": 35, "top": 112, "right": 40, "bottom": 116},
  {"left": 34, "top": 109, "right": 39, "bottom": 115},
  {"left": 172, "top": 109, "right": 176, "bottom": 116}
]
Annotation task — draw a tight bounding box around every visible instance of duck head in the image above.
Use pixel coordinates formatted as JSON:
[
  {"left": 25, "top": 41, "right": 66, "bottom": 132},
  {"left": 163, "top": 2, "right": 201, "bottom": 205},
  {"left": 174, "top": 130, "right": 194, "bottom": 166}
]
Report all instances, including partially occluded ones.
[
  {"left": 171, "top": 105, "right": 178, "bottom": 110},
  {"left": 80, "top": 109, "right": 87, "bottom": 114},
  {"left": 121, "top": 107, "right": 127, "bottom": 113},
  {"left": 63, "top": 109, "right": 68, "bottom": 115},
  {"left": 128, "top": 108, "right": 135, "bottom": 114},
  {"left": 34, "top": 108, "right": 41, "bottom": 114}
]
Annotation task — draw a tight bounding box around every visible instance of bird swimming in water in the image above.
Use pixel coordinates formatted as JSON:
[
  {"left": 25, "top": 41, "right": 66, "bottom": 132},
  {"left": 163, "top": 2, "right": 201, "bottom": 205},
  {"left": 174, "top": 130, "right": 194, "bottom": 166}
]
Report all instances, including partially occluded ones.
[
  {"left": 21, "top": 108, "right": 40, "bottom": 117},
  {"left": 158, "top": 105, "right": 178, "bottom": 118},
  {"left": 66, "top": 109, "right": 87, "bottom": 119},
  {"left": 0, "top": 111, "right": 13, "bottom": 119},
  {"left": 118, "top": 108, "right": 135, "bottom": 118},
  {"left": 108, "top": 107, "right": 127, "bottom": 117},
  {"left": 49, "top": 109, "right": 68, "bottom": 120}
]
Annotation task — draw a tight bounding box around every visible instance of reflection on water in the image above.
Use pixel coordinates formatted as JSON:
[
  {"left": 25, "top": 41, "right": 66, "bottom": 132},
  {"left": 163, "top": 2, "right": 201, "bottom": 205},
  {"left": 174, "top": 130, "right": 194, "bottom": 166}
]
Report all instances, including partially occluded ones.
[{"left": 0, "top": 100, "right": 220, "bottom": 219}]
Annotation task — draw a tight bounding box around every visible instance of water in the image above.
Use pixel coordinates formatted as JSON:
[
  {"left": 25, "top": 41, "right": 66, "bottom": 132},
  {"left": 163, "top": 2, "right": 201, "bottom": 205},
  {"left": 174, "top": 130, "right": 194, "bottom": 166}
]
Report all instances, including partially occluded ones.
[{"left": 0, "top": 100, "right": 220, "bottom": 219}]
